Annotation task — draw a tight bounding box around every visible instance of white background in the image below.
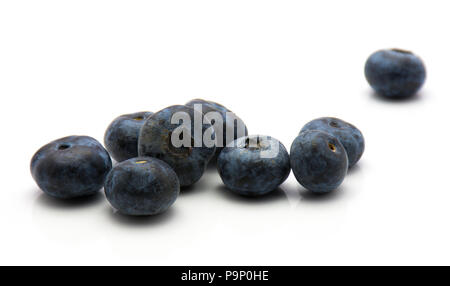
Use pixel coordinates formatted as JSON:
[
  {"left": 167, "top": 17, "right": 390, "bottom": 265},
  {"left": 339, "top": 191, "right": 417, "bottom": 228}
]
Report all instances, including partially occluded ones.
[{"left": 1, "top": 0, "right": 449, "bottom": 266}]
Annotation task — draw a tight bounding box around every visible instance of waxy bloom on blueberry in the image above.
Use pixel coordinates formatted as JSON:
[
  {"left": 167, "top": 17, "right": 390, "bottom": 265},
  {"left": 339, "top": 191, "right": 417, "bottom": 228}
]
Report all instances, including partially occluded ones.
[
  {"left": 104, "top": 157, "right": 179, "bottom": 216},
  {"left": 31, "top": 136, "right": 112, "bottom": 199},
  {"left": 365, "top": 48, "right": 426, "bottom": 99},
  {"left": 104, "top": 111, "right": 153, "bottom": 162},
  {"left": 290, "top": 130, "right": 348, "bottom": 193},
  {"left": 217, "top": 135, "right": 290, "bottom": 196},
  {"left": 300, "top": 117, "right": 364, "bottom": 168},
  {"left": 138, "top": 105, "right": 216, "bottom": 187}
]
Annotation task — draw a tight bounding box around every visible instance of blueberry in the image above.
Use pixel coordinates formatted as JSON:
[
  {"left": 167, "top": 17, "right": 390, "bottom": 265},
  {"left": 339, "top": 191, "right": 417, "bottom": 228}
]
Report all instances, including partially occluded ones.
[
  {"left": 186, "top": 99, "right": 248, "bottom": 155},
  {"left": 300, "top": 117, "right": 364, "bottom": 168},
  {"left": 365, "top": 49, "right": 426, "bottom": 99},
  {"left": 30, "top": 136, "right": 112, "bottom": 199},
  {"left": 290, "top": 130, "right": 348, "bottom": 193},
  {"left": 217, "top": 135, "right": 290, "bottom": 196},
  {"left": 104, "top": 111, "right": 153, "bottom": 162},
  {"left": 104, "top": 157, "right": 179, "bottom": 216},
  {"left": 138, "top": 105, "right": 216, "bottom": 187}
]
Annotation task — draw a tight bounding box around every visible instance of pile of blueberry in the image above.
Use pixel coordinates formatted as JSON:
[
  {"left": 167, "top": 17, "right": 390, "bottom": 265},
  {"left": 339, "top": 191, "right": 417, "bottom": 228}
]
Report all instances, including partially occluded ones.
[{"left": 30, "top": 48, "right": 426, "bottom": 216}]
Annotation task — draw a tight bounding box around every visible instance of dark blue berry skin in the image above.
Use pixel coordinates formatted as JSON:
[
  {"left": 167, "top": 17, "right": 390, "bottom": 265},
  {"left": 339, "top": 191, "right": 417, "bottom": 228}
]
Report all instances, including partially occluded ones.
[
  {"left": 365, "top": 49, "right": 426, "bottom": 98},
  {"left": 186, "top": 99, "right": 248, "bottom": 156},
  {"left": 300, "top": 117, "right": 364, "bottom": 168},
  {"left": 104, "top": 111, "right": 153, "bottom": 162},
  {"left": 30, "top": 136, "right": 112, "bottom": 199},
  {"left": 138, "top": 105, "right": 216, "bottom": 187},
  {"left": 290, "top": 130, "right": 348, "bottom": 193},
  {"left": 104, "top": 157, "right": 179, "bottom": 216},
  {"left": 217, "top": 135, "right": 290, "bottom": 196}
]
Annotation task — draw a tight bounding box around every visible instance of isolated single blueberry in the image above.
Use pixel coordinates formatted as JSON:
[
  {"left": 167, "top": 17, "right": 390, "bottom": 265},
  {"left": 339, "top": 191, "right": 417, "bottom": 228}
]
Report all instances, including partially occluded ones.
[
  {"left": 217, "top": 135, "right": 290, "bottom": 196},
  {"left": 104, "top": 157, "right": 179, "bottom": 216},
  {"left": 290, "top": 130, "right": 348, "bottom": 193},
  {"left": 30, "top": 136, "right": 112, "bottom": 199},
  {"left": 138, "top": 105, "right": 216, "bottom": 187},
  {"left": 365, "top": 49, "right": 426, "bottom": 98},
  {"left": 186, "top": 99, "right": 248, "bottom": 155},
  {"left": 300, "top": 117, "right": 364, "bottom": 168},
  {"left": 104, "top": 111, "right": 153, "bottom": 162}
]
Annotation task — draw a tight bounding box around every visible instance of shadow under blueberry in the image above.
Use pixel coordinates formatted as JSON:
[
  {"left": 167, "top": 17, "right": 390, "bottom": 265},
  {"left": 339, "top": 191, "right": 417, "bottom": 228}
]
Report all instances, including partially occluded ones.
[
  {"left": 180, "top": 167, "right": 218, "bottom": 196},
  {"left": 214, "top": 185, "right": 286, "bottom": 204},
  {"left": 180, "top": 178, "right": 210, "bottom": 195},
  {"left": 207, "top": 156, "right": 218, "bottom": 169},
  {"left": 280, "top": 183, "right": 345, "bottom": 203},
  {"left": 368, "top": 90, "right": 424, "bottom": 104},
  {"left": 298, "top": 187, "right": 345, "bottom": 203},
  {"left": 34, "top": 191, "right": 104, "bottom": 209},
  {"left": 347, "top": 163, "right": 362, "bottom": 176},
  {"left": 106, "top": 206, "right": 177, "bottom": 226}
]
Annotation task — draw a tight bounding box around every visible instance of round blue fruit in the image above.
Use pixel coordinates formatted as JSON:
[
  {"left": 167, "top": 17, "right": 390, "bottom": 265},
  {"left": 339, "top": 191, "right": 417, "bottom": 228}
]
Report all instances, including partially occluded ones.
[
  {"left": 186, "top": 98, "right": 248, "bottom": 156},
  {"left": 290, "top": 130, "right": 348, "bottom": 193},
  {"left": 31, "top": 136, "right": 112, "bottom": 199},
  {"left": 104, "top": 157, "right": 179, "bottom": 216},
  {"left": 217, "top": 135, "right": 290, "bottom": 196},
  {"left": 365, "top": 49, "right": 426, "bottom": 98},
  {"left": 300, "top": 117, "right": 364, "bottom": 168},
  {"left": 104, "top": 111, "right": 153, "bottom": 162},
  {"left": 138, "top": 105, "right": 216, "bottom": 187}
]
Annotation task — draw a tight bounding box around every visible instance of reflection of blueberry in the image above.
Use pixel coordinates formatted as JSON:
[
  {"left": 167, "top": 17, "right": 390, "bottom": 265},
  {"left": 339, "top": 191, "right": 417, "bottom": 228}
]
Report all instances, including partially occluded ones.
[
  {"left": 138, "top": 105, "right": 216, "bottom": 187},
  {"left": 104, "top": 157, "right": 179, "bottom": 216},
  {"left": 217, "top": 135, "right": 290, "bottom": 196},
  {"left": 186, "top": 99, "right": 248, "bottom": 155},
  {"left": 300, "top": 117, "right": 364, "bottom": 168},
  {"left": 365, "top": 49, "right": 426, "bottom": 98},
  {"left": 290, "top": 130, "right": 348, "bottom": 193},
  {"left": 31, "top": 136, "right": 112, "bottom": 199},
  {"left": 104, "top": 111, "right": 153, "bottom": 162}
]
